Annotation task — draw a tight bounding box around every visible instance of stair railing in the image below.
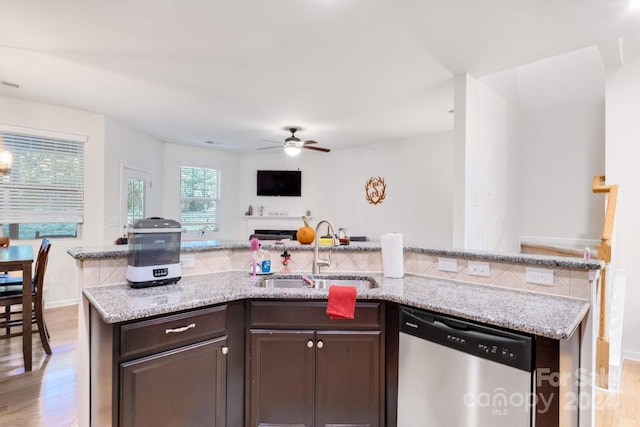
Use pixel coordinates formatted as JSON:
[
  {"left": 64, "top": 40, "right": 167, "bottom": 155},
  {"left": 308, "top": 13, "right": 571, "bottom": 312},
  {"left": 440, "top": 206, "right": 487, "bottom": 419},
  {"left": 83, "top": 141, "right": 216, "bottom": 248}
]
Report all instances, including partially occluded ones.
[{"left": 592, "top": 175, "right": 618, "bottom": 389}]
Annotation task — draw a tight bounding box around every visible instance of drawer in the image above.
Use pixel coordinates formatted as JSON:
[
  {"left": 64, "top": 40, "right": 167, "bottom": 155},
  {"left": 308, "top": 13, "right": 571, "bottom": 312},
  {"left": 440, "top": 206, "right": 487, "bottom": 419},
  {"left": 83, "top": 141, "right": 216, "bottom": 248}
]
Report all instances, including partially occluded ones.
[
  {"left": 249, "top": 300, "right": 382, "bottom": 330},
  {"left": 120, "top": 305, "right": 227, "bottom": 359}
]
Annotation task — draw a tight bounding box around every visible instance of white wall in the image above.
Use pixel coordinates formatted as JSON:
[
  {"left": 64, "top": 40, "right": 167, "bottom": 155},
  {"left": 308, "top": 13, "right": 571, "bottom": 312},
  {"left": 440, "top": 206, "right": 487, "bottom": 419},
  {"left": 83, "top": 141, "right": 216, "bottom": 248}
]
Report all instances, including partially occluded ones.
[
  {"left": 0, "top": 96, "right": 106, "bottom": 307},
  {"left": 605, "top": 59, "right": 640, "bottom": 360},
  {"left": 452, "top": 75, "right": 468, "bottom": 249},
  {"left": 103, "top": 117, "right": 166, "bottom": 242},
  {"left": 519, "top": 102, "right": 605, "bottom": 240},
  {"left": 516, "top": 48, "right": 605, "bottom": 243},
  {"left": 314, "top": 133, "right": 452, "bottom": 247},
  {"left": 162, "top": 143, "right": 242, "bottom": 240},
  {"left": 454, "top": 73, "right": 522, "bottom": 252},
  {"left": 455, "top": 49, "right": 605, "bottom": 253}
]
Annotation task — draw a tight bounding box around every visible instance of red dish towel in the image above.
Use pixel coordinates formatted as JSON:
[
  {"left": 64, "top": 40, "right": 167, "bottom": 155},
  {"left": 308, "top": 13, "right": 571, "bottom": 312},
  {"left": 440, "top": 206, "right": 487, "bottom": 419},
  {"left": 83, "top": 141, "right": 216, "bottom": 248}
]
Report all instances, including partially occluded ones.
[{"left": 326, "top": 285, "right": 357, "bottom": 320}]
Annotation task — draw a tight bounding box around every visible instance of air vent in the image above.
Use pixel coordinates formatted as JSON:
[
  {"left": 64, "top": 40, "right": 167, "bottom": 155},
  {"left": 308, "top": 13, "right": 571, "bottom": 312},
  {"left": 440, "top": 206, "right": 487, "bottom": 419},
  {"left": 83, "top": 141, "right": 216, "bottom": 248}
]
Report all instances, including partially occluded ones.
[{"left": 1, "top": 81, "right": 21, "bottom": 89}]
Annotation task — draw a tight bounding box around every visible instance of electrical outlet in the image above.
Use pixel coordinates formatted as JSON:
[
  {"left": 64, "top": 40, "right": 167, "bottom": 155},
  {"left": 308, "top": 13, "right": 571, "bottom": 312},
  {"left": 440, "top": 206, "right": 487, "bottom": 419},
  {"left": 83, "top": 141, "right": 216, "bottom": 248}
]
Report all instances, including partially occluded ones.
[
  {"left": 468, "top": 261, "right": 491, "bottom": 277},
  {"left": 525, "top": 267, "right": 554, "bottom": 286},
  {"left": 180, "top": 254, "right": 196, "bottom": 268},
  {"left": 438, "top": 257, "right": 458, "bottom": 273}
]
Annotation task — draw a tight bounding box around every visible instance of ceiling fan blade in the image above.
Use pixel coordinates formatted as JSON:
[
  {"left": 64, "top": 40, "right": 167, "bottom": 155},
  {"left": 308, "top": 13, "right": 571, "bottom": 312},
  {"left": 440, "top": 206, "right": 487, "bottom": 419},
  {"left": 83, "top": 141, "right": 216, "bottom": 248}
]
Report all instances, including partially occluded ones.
[
  {"left": 260, "top": 131, "right": 325, "bottom": 152},
  {"left": 261, "top": 139, "right": 282, "bottom": 144},
  {"left": 304, "top": 145, "right": 330, "bottom": 153}
]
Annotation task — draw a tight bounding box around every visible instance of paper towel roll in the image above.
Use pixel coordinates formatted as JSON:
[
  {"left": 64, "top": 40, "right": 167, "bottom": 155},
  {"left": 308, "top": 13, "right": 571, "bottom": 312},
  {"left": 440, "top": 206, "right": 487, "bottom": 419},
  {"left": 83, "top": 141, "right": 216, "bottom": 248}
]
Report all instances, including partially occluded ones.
[{"left": 381, "top": 233, "right": 404, "bottom": 278}]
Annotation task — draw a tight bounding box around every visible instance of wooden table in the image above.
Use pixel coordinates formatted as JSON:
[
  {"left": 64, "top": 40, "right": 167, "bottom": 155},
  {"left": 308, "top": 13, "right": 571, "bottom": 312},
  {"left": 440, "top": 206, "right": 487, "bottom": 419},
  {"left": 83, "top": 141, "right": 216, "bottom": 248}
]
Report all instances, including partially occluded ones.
[{"left": 0, "top": 244, "right": 34, "bottom": 371}]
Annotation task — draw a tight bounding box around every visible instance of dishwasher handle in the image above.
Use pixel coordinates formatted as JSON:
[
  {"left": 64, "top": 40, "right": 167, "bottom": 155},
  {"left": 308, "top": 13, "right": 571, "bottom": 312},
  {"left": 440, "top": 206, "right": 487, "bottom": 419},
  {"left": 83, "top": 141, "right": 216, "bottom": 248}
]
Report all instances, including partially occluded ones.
[{"left": 402, "top": 309, "right": 528, "bottom": 344}]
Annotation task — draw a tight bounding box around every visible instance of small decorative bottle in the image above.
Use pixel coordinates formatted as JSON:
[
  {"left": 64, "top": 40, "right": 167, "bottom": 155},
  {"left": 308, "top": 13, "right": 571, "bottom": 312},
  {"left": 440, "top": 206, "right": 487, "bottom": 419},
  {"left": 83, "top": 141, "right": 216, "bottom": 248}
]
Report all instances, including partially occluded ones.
[{"left": 280, "top": 250, "right": 291, "bottom": 274}]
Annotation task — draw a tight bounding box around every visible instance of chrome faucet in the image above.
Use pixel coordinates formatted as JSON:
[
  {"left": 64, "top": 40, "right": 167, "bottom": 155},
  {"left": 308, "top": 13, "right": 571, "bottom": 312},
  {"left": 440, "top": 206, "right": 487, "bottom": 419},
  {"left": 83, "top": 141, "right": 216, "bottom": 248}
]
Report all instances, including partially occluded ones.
[
  {"left": 199, "top": 219, "right": 210, "bottom": 237},
  {"left": 313, "top": 219, "right": 339, "bottom": 274}
]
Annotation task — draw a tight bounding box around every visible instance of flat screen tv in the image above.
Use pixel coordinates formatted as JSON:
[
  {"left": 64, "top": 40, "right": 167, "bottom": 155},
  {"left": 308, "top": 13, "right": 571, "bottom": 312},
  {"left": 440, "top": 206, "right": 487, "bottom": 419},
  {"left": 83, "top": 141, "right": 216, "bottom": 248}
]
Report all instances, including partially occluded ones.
[{"left": 257, "top": 170, "right": 301, "bottom": 197}]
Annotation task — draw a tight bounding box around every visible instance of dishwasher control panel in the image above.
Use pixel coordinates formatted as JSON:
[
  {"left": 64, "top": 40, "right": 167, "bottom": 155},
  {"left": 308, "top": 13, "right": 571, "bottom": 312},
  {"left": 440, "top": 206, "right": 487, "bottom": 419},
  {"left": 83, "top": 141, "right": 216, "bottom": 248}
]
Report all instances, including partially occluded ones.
[{"left": 400, "top": 306, "right": 533, "bottom": 372}]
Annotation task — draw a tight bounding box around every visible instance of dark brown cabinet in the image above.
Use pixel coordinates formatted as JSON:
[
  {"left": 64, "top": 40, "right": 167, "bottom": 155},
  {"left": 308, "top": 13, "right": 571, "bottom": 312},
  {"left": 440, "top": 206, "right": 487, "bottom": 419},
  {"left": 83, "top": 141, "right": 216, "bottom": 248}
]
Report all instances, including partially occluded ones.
[
  {"left": 249, "top": 330, "right": 316, "bottom": 426},
  {"left": 111, "top": 302, "right": 246, "bottom": 427},
  {"left": 120, "top": 337, "right": 228, "bottom": 427},
  {"left": 247, "top": 301, "right": 384, "bottom": 427},
  {"left": 117, "top": 305, "right": 229, "bottom": 427},
  {"left": 315, "top": 331, "right": 381, "bottom": 426}
]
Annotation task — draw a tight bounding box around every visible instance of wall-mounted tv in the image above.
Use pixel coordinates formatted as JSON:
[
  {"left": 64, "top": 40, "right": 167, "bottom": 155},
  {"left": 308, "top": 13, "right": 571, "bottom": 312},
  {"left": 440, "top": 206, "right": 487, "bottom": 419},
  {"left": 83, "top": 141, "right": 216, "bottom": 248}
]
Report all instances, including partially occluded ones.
[{"left": 257, "top": 170, "right": 301, "bottom": 197}]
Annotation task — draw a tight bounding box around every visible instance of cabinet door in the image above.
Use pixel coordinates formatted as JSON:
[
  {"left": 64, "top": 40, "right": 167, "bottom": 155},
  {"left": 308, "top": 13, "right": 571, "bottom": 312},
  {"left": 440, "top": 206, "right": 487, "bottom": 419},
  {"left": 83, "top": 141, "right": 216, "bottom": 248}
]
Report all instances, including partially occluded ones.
[
  {"left": 315, "top": 331, "right": 381, "bottom": 427},
  {"left": 249, "top": 330, "right": 315, "bottom": 427},
  {"left": 120, "top": 337, "right": 227, "bottom": 427}
]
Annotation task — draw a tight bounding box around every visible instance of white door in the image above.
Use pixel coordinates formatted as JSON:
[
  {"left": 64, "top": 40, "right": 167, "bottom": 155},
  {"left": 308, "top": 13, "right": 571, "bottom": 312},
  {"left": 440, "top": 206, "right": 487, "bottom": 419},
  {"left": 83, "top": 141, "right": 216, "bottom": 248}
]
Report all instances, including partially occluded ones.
[{"left": 120, "top": 166, "right": 152, "bottom": 232}]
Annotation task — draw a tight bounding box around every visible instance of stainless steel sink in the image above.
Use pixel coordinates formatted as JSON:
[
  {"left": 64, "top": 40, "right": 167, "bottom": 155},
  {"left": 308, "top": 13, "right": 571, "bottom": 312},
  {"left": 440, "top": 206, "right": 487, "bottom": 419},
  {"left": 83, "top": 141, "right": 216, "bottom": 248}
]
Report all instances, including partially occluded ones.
[
  {"left": 256, "top": 276, "right": 377, "bottom": 290},
  {"left": 312, "top": 278, "right": 375, "bottom": 290}
]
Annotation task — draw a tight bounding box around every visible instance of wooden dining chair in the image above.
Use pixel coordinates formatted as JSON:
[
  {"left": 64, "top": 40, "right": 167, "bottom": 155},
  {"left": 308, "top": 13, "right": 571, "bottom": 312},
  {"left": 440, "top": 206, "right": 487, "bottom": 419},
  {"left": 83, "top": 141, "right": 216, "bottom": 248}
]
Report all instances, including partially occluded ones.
[
  {"left": 0, "top": 236, "right": 9, "bottom": 279},
  {"left": 0, "top": 238, "right": 53, "bottom": 354}
]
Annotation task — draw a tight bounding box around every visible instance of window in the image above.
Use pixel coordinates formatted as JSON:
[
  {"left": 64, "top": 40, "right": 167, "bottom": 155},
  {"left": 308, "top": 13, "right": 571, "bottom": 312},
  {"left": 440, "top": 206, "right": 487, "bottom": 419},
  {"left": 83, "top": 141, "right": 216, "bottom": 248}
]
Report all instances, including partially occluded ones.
[
  {"left": 121, "top": 166, "right": 151, "bottom": 231},
  {"left": 0, "top": 127, "right": 85, "bottom": 239},
  {"left": 180, "top": 166, "right": 219, "bottom": 232},
  {"left": 127, "top": 177, "right": 146, "bottom": 225}
]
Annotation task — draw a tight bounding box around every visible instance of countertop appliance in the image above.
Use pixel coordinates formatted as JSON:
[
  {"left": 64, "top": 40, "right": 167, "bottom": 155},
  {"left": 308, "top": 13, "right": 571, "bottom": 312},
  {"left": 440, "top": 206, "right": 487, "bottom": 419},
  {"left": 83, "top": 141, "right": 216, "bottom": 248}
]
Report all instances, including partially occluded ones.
[
  {"left": 397, "top": 306, "right": 534, "bottom": 427},
  {"left": 126, "top": 218, "right": 182, "bottom": 288}
]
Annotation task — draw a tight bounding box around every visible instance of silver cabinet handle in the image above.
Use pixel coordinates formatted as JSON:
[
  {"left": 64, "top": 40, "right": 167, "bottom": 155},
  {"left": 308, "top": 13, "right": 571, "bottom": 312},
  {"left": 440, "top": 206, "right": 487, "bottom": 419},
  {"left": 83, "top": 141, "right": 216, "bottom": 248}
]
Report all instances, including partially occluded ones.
[
  {"left": 165, "top": 323, "right": 196, "bottom": 334},
  {"left": 222, "top": 346, "right": 229, "bottom": 355},
  {"left": 316, "top": 340, "right": 324, "bottom": 349},
  {"left": 307, "top": 339, "right": 314, "bottom": 348}
]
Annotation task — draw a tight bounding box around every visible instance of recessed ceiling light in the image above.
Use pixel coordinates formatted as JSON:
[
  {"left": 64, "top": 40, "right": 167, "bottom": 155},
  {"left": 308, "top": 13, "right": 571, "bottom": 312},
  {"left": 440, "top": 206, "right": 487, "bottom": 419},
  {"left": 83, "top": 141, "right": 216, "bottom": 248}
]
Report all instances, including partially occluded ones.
[{"left": 630, "top": 0, "right": 640, "bottom": 10}]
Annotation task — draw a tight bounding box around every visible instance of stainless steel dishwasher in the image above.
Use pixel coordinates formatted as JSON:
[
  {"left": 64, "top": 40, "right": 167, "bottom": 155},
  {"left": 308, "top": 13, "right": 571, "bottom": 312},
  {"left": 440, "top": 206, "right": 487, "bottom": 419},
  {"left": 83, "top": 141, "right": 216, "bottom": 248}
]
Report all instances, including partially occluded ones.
[{"left": 397, "top": 306, "right": 534, "bottom": 427}]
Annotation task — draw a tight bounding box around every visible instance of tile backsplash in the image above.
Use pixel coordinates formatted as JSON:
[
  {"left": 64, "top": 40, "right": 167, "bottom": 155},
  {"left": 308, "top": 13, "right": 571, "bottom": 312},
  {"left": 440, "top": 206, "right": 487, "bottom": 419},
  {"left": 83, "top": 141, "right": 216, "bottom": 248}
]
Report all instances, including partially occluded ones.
[{"left": 80, "top": 248, "right": 594, "bottom": 301}]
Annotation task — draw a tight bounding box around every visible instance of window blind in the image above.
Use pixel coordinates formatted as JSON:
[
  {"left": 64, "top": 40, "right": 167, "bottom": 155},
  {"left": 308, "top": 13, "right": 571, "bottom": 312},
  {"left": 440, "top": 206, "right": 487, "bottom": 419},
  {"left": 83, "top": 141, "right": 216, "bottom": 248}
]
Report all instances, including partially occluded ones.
[{"left": 0, "top": 131, "right": 85, "bottom": 224}]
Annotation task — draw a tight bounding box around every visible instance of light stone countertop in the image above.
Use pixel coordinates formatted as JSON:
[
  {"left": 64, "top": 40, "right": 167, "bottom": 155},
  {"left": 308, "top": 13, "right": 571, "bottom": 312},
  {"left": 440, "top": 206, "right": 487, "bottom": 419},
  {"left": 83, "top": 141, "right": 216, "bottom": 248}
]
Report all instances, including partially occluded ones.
[
  {"left": 68, "top": 239, "right": 604, "bottom": 270},
  {"left": 83, "top": 271, "right": 589, "bottom": 340}
]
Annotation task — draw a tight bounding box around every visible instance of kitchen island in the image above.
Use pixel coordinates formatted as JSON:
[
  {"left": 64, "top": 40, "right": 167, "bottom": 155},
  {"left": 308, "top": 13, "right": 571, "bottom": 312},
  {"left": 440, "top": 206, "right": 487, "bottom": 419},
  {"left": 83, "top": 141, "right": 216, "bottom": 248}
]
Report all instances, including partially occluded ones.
[
  {"left": 70, "top": 241, "right": 602, "bottom": 426},
  {"left": 85, "top": 271, "right": 588, "bottom": 340}
]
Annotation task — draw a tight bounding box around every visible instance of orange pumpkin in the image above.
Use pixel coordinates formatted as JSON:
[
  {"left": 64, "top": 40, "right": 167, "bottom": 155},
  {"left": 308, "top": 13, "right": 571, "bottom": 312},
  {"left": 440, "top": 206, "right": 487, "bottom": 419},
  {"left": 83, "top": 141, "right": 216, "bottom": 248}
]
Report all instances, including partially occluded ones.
[{"left": 297, "top": 216, "right": 315, "bottom": 244}]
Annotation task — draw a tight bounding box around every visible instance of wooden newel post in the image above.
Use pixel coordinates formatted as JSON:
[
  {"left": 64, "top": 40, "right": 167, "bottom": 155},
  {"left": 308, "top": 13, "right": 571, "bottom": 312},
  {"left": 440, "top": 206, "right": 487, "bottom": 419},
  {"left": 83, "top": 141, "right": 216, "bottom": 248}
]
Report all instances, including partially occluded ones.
[{"left": 592, "top": 175, "right": 617, "bottom": 390}]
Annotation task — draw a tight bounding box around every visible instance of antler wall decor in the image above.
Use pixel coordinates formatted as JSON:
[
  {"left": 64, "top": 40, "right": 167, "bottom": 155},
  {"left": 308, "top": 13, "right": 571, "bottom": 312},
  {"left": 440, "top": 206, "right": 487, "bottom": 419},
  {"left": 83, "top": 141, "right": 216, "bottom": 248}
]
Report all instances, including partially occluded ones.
[{"left": 365, "top": 176, "right": 386, "bottom": 205}]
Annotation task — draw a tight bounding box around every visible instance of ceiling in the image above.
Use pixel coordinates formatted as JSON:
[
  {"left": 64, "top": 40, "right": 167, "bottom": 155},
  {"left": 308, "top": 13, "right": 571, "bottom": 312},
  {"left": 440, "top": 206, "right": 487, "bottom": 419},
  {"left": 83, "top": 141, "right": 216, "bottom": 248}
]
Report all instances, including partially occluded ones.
[{"left": 1, "top": 1, "right": 639, "bottom": 153}]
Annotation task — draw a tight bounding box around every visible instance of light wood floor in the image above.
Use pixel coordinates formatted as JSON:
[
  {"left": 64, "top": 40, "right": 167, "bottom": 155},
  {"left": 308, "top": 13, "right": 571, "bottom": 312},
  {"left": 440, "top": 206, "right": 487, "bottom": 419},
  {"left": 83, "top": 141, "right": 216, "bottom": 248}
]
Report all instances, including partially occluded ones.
[
  {"left": 596, "top": 359, "right": 640, "bottom": 426},
  {"left": 0, "top": 305, "right": 78, "bottom": 427},
  {"left": 0, "top": 304, "right": 638, "bottom": 426}
]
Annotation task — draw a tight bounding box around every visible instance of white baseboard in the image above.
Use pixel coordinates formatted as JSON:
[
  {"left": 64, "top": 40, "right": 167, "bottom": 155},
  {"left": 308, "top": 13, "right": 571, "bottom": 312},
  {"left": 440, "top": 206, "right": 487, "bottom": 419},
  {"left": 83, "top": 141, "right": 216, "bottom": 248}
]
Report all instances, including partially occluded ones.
[
  {"left": 45, "top": 298, "right": 79, "bottom": 309},
  {"left": 622, "top": 350, "right": 640, "bottom": 362}
]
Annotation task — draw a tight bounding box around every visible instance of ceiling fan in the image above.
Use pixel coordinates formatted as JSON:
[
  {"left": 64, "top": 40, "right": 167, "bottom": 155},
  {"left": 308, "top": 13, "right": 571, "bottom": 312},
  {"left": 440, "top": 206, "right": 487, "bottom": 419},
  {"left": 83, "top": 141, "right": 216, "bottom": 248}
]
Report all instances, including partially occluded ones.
[{"left": 259, "top": 127, "right": 330, "bottom": 156}]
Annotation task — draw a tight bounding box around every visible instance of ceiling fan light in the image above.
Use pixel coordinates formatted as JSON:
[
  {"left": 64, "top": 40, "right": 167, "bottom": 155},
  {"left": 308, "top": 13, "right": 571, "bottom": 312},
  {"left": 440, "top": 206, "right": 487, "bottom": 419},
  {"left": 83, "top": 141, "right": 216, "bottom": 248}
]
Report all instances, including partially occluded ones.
[
  {"left": 0, "top": 151, "right": 12, "bottom": 175},
  {"left": 284, "top": 145, "right": 302, "bottom": 156}
]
